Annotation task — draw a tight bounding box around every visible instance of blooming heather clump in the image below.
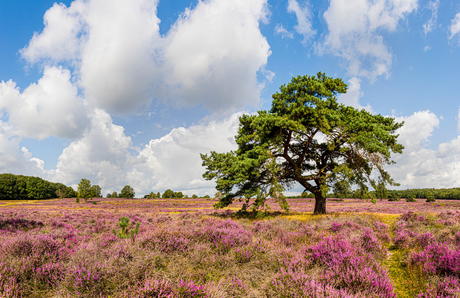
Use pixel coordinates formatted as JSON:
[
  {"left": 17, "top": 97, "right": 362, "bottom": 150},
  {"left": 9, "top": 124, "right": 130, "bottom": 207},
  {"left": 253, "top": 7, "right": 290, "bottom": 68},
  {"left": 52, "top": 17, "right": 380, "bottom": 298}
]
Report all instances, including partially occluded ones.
[
  {"left": 414, "top": 233, "right": 435, "bottom": 249},
  {"left": 223, "top": 277, "right": 249, "bottom": 297},
  {"left": 417, "top": 276, "right": 460, "bottom": 297},
  {"left": 176, "top": 279, "right": 208, "bottom": 297},
  {"left": 134, "top": 277, "right": 175, "bottom": 298},
  {"left": 63, "top": 260, "right": 107, "bottom": 296},
  {"left": 373, "top": 220, "right": 391, "bottom": 244},
  {"left": 360, "top": 228, "right": 384, "bottom": 256},
  {"left": 141, "top": 229, "right": 191, "bottom": 253},
  {"left": 233, "top": 245, "right": 253, "bottom": 263},
  {"left": 0, "top": 269, "right": 20, "bottom": 298},
  {"left": 0, "top": 218, "right": 43, "bottom": 232},
  {"left": 329, "top": 221, "right": 361, "bottom": 233},
  {"left": 263, "top": 268, "right": 362, "bottom": 298},
  {"left": 410, "top": 242, "right": 460, "bottom": 276},
  {"left": 322, "top": 258, "right": 395, "bottom": 298},
  {"left": 393, "top": 229, "right": 416, "bottom": 249},
  {"left": 194, "top": 218, "right": 252, "bottom": 253},
  {"left": 1, "top": 233, "right": 70, "bottom": 265}
]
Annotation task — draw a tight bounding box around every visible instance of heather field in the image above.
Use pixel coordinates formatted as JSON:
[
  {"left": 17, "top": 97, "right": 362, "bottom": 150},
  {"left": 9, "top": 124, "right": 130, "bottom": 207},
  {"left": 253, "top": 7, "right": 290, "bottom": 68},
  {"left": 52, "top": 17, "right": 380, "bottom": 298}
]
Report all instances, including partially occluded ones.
[{"left": 1, "top": 198, "right": 460, "bottom": 297}]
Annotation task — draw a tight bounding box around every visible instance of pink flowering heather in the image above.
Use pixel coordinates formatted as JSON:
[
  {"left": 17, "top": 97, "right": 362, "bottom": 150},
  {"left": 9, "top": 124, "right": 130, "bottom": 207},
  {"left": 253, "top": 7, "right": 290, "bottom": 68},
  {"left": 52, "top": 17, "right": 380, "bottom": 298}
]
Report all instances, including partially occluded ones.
[{"left": 4, "top": 198, "right": 460, "bottom": 297}]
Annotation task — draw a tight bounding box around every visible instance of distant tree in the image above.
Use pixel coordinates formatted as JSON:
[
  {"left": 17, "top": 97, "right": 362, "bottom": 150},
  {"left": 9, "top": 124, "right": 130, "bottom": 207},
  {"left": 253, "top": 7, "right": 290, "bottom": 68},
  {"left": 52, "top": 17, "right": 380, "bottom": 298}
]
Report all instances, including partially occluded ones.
[
  {"left": 52, "top": 183, "right": 74, "bottom": 198},
  {"left": 157, "top": 192, "right": 161, "bottom": 198},
  {"left": 203, "top": 195, "right": 210, "bottom": 198},
  {"left": 332, "top": 180, "right": 351, "bottom": 199},
  {"left": 91, "top": 185, "right": 102, "bottom": 198},
  {"left": 426, "top": 192, "right": 435, "bottom": 202},
  {"left": 77, "top": 179, "right": 93, "bottom": 202},
  {"left": 106, "top": 193, "right": 112, "bottom": 198},
  {"left": 406, "top": 193, "right": 416, "bottom": 202},
  {"left": 162, "top": 189, "right": 174, "bottom": 199},
  {"left": 111, "top": 191, "right": 118, "bottom": 198},
  {"left": 173, "top": 191, "right": 184, "bottom": 198},
  {"left": 201, "top": 73, "right": 404, "bottom": 214},
  {"left": 145, "top": 191, "right": 157, "bottom": 199},
  {"left": 192, "top": 194, "right": 198, "bottom": 199},
  {"left": 120, "top": 185, "right": 135, "bottom": 199}
]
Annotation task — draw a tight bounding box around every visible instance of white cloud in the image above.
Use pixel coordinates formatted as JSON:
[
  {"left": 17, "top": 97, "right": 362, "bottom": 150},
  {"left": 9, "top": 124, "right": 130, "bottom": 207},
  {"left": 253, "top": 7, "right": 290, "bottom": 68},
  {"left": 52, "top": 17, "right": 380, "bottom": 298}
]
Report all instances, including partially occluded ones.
[
  {"left": 449, "top": 12, "right": 460, "bottom": 40},
  {"left": 274, "top": 24, "right": 294, "bottom": 39},
  {"left": 20, "top": 0, "right": 271, "bottom": 115},
  {"left": 423, "top": 45, "right": 431, "bottom": 51},
  {"left": 20, "top": 2, "right": 84, "bottom": 63},
  {"left": 0, "top": 66, "right": 89, "bottom": 140},
  {"left": 387, "top": 110, "right": 460, "bottom": 189},
  {"left": 0, "top": 122, "right": 47, "bottom": 176},
  {"left": 127, "top": 112, "right": 242, "bottom": 196},
  {"left": 422, "top": 0, "right": 439, "bottom": 36},
  {"left": 52, "top": 108, "right": 134, "bottom": 191},
  {"left": 162, "top": 0, "right": 271, "bottom": 114},
  {"left": 38, "top": 109, "right": 243, "bottom": 196},
  {"left": 286, "top": 0, "right": 316, "bottom": 44},
  {"left": 318, "top": 0, "right": 418, "bottom": 81},
  {"left": 394, "top": 110, "right": 439, "bottom": 152},
  {"left": 338, "top": 77, "right": 374, "bottom": 112}
]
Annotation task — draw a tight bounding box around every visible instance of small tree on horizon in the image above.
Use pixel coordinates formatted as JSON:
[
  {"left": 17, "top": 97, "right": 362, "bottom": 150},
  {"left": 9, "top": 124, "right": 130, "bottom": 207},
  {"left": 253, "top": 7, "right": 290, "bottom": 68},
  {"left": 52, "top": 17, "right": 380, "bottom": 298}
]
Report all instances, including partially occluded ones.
[
  {"left": 201, "top": 73, "right": 404, "bottom": 214},
  {"left": 91, "top": 185, "right": 102, "bottom": 198},
  {"left": 162, "top": 189, "right": 174, "bottom": 198},
  {"left": 77, "top": 179, "right": 93, "bottom": 202},
  {"left": 120, "top": 185, "right": 135, "bottom": 199}
]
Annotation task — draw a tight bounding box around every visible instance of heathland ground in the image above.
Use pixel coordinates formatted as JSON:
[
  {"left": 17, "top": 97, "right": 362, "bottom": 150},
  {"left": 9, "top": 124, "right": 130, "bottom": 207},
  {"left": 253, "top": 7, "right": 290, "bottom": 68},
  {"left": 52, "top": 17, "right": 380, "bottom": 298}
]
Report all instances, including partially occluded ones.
[{"left": 1, "top": 197, "right": 460, "bottom": 297}]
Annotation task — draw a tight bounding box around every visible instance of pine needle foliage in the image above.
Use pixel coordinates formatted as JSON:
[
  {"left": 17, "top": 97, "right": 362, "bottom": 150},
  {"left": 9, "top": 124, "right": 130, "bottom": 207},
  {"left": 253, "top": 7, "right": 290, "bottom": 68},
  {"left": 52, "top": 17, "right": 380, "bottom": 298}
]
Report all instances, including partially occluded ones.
[{"left": 201, "top": 72, "right": 404, "bottom": 214}]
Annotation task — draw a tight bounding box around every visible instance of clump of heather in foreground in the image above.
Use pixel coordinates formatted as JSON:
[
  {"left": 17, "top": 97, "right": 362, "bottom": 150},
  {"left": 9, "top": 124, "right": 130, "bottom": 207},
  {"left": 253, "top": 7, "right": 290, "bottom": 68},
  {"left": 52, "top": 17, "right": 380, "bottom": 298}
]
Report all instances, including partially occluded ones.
[
  {"left": 0, "top": 202, "right": 396, "bottom": 297},
  {"left": 391, "top": 210, "right": 460, "bottom": 297}
]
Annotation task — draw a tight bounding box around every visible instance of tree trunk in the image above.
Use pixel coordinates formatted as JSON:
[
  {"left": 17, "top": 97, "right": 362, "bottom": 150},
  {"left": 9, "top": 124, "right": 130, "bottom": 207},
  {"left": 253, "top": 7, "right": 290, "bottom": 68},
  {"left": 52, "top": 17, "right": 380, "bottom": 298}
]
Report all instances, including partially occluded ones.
[{"left": 314, "top": 193, "right": 327, "bottom": 214}]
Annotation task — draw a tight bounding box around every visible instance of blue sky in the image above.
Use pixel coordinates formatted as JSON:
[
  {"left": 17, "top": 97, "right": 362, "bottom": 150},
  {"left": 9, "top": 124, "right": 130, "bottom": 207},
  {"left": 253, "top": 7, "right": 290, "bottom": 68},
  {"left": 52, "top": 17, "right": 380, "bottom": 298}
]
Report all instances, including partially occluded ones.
[{"left": 1, "top": 0, "right": 460, "bottom": 197}]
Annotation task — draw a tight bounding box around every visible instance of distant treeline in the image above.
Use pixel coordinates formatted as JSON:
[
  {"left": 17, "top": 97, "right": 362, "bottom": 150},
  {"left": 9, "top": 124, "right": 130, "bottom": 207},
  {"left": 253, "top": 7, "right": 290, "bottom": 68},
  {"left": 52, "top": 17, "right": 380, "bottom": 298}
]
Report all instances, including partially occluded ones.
[
  {"left": 288, "top": 187, "right": 460, "bottom": 201},
  {"left": 141, "top": 189, "right": 211, "bottom": 199},
  {"left": 384, "top": 188, "right": 460, "bottom": 200},
  {"left": 0, "top": 173, "right": 76, "bottom": 200}
]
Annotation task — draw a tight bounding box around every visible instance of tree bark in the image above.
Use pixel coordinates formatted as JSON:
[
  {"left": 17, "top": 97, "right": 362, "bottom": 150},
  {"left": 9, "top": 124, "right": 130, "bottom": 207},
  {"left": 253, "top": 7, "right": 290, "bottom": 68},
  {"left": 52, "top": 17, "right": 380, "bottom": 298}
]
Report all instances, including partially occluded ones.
[{"left": 313, "top": 193, "right": 327, "bottom": 214}]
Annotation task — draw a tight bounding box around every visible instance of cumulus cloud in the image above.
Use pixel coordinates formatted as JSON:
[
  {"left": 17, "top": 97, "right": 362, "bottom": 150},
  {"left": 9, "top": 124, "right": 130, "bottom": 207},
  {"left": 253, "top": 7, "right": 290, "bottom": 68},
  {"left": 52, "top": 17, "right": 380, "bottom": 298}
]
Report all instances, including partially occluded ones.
[
  {"left": 449, "top": 12, "right": 460, "bottom": 41},
  {"left": 162, "top": 0, "right": 271, "bottom": 114},
  {"left": 338, "top": 77, "right": 373, "bottom": 112},
  {"left": 387, "top": 110, "right": 460, "bottom": 189},
  {"left": 127, "top": 112, "right": 242, "bottom": 196},
  {"left": 0, "top": 66, "right": 89, "bottom": 140},
  {"left": 52, "top": 108, "right": 134, "bottom": 190},
  {"left": 20, "top": 0, "right": 271, "bottom": 115},
  {"left": 40, "top": 109, "right": 243, "bottom": 196},
  {"left": 317, "top": 0, "right": 418, "bottom": 81},
  {"left": 422, "top": 0, "right": 439, "bottom": 36},
  {"left": 0, "top": 121, "right": 47, "bottom": 176},
  {"left": 20, "top": 2, "right": 85, "bottom": 63},
  {"left": 287, "top": 0, "right": 316, "bottom": 44}
]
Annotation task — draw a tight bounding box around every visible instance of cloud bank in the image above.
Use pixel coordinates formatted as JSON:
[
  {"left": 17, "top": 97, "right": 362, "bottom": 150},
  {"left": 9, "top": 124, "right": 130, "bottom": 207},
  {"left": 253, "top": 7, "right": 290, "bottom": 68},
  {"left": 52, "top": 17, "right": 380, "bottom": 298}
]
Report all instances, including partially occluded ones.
[
  {"left": 19, "top": 0, "right": 271, "bottom": 115},
  {"left": 317, "top": 0, "right": 418, "bottom": 81}
]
